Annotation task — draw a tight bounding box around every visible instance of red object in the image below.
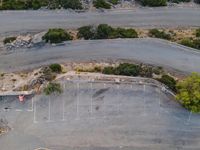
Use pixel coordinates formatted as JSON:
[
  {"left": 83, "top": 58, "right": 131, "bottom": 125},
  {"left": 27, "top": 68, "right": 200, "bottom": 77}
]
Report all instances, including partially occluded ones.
[{"left": 18, "top": 95, "right": 25, "bottom": 102}]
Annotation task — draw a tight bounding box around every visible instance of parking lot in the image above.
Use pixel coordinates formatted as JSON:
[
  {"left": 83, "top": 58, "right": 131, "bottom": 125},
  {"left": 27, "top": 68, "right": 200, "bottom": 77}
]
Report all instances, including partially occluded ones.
[{"left": 0, "top": 81, "right": 200, "bottom": 150}]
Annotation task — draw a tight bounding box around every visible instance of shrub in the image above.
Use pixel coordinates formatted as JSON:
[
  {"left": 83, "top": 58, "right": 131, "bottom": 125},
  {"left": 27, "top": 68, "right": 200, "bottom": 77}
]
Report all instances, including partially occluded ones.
[
  {"left": 61, "top": 0, "right": 83, "bottom": 9},
  {"left": 102, "top": 63, "right": 161, "bottom": 78},
  {"left": 111, "top": 28, "right": 138, "bottom": 38},
  {"left": 138, "top": 0, "right": 167, "bottom": 7},
  {"left": 176, "top": 73, "right": 200, "bottom": 113},
  {"left": 102, "top": 66, "right": 116, "bottom": 74},
  {"left": 196, "top": 28, "right": 200, "bottom": 37},
  {"left": 3, "top": 37, "right": 16, "bottom": 44},
  {"left": 194, "top": 0, "right": 200, "bottom": 4},
  {"left": 0, "top": 0, "right": 42, "bottom": 10},
  {"left": 41, "top": 67, "right": 56, "bottom": 81},
  {"left": 0, "top": 0, "right": 83, "bottom": 10},
  {"left": 108, "top": 0, "right": 119, "bottom": 5},
  {"left": 153, "top": 66, "right": 163, "bottom": 75},
  {"left": 43, "top": 82, "right": 63, "bottom": 95},
  {"left": 180, "top": 38, "right": 200, "bottom": 50},
  {"left": 77, "top": 24, "right": 138, "bottom": 40},
  {"left": 95, "top": 24, "right": 114, "bottom": 39},
  {"left": 93, "top": 0, "right": 111, "bottom": 9},
  {"left": 158, "top": 75, "right": 177, "bottom": 92},
  {"left": 180, "top": 38, "right": 195, "bottom": 48},
  {"left": 42, "top": 28, "right": 72, "bottom": 44},
  {"left": 115, "top": 63, "right": 140, "bottom": 76},
  {"left": 49, "top": 64, "right": 62, "bottom": 73},
  {"left": 168, "top": 0, "right": 190, "bottom": 3},
  {"left": 193, "top": 39, "right": 200, "bottom": 49},
  {"left": 149, "top": 29, "right": 171, "bottom": 40},
  {"left": 139, "top": 66, "right": 153, "bottom": 78},
  {"left": 77, "top": 26, "right": 96, "bottom": 40}
]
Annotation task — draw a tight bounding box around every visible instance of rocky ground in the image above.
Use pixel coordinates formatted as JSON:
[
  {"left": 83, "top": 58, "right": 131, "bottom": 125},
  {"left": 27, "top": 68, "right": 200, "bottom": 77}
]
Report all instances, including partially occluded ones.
[
  {"left": 0, "top": 118, "right": 10, "bottom": 135},
  {"left": 82, "top": 0, "right": 200, "bottom": 10},
  {"left": 0, "top": 60, "right": 181, "bottom": 94}
]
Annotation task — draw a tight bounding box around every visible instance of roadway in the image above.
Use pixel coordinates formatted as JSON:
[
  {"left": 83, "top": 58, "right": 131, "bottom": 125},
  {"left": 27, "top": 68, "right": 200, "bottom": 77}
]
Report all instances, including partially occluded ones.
[
  {"left": 0, "top": 38, "right": 200, "bottom": 73},
  {"left": 0, "top": 7, "right": 200, "bottom": 35}
]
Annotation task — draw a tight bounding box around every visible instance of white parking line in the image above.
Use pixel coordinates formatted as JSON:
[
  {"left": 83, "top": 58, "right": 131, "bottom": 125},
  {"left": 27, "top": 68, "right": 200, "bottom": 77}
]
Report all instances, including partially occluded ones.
[
  {"left": 142, "top": 84, "right": 146, "bottom": 116},
  {"left": 76, "top": 82, "right": 80, "bottom": 119},
  {"left": 33, "top": 98, "right": 37, "bottom": 124},
  {"left": 27, "top": 97, "right": 34, "bottom": 112},
  {"left": 15, "top": 109, "right": 22, "bottom": 112},
  {"left": 90, "top": 83, "right": 93, "bottom": 118},
  {"left": 157, "top": 88, "right": 161, "bottom": 116},
  {"left": 62, "top": 84, "right": 65, "bottom": 121},
  {"left": 47, "top": 97, "right": 51, "bottom": 122},
  {"left": 185, "top": 111, "right": 192, "bottom": 125},
  {"left": 117, "top": 84, "right": 120, "bottom": 115}
]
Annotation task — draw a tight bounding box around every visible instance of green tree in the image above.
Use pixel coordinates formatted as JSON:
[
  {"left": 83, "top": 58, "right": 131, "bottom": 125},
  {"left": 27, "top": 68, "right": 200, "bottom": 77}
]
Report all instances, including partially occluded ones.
[{"left": 176, "top": 73, "right": 200, "bottom": 113}]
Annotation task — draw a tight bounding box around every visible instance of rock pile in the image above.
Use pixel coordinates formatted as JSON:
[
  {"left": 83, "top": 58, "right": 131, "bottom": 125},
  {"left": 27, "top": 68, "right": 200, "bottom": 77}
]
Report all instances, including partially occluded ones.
[
  {"left": 4, "top": 32, "right": 45, "bottom": 50},
  {"left": 5, "top": 35, "right": 33, "bottom": 50}
]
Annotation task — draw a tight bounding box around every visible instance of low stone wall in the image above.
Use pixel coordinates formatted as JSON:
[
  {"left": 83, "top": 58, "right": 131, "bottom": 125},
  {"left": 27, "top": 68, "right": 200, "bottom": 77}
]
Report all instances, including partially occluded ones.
[{"left": 58, "top": 73, "right": 176, "bottom": 97}]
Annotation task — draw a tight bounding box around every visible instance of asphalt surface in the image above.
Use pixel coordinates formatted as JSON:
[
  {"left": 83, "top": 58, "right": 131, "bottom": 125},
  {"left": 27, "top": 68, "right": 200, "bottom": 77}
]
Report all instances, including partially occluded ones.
[
  {"left": 0, "top": 8, "right": 200, "bottom": 35},
  {"left": 0, "top": 38, "right": 200, "bottom": 73},
  {"left": 0, "top": 81, "right": 200, "bottom": 150},
  {"left": 1, "top": 8, "right": 200, "bottom": 150}
]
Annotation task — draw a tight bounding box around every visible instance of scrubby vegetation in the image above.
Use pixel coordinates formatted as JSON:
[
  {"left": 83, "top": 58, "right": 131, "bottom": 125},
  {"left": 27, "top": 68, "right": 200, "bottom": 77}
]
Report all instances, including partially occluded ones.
[
  {"left": 0, "top": 0, "right": 198, "bottom": 10},
  {"left": 137, "top": 0, "right": 167, "bottom": 7},
  {"left": 41, "top": 67, "right": 57, "bottom": 81},
  {"left": 0, "top": 0, "right": 41, "bottom": 10},
  {"left": 194, "top": 0, "right": 200, "bottom": 4},
  {"left": 102, "top": 63, "right": 178, "bottom": 92},
  {"left": 44, "top": 82, "right": 62, "bottom": 95},
  {"left": 114, "top": 63, "right": 141, "bottom": 76},
  {"left": 180, "top": 38, "right": 200, "bottom": 50},
  {"left": 93, "top": 0, "right": 111, "bottom": 9},
  {"left": 102, "top": 63, "right": 163, "bottom": 78},
  {"left": 49, "top": 64, "right": 62, "bottom": 73},
  {"left": 78, "top": 24, "right": 138, "bottom": 40},
  {"left": 77, "top": 26, "right": 96, "bottom": 40},
  {"left": 168, "top": 0, "right": 190, "bottom": 3},
  {"left": 136, "top": 0, "right": 195, "bottom": 6},
  {"left": 42, "top": 28, "right": 72, "bottom": 44},
  {"left": 157, "top": 75, "right": 177, "bottom": 92},
  {"left": 196, "top": 28, "right": 200, "bottom": 37},
  {"left": 108, "top": 0, "right": 119, "bottom": 5},
  {"left": 0, "top": 0, "right": 83, "bottom": 10},
  {"left": 149, "top": 29, "right": 171, "bottom": 40},
  {"left": 176, "top": 73, "right": 200, "bottom": 113},
  {"left": 3, "top": 37, "right": 16, "bottom": 44}
]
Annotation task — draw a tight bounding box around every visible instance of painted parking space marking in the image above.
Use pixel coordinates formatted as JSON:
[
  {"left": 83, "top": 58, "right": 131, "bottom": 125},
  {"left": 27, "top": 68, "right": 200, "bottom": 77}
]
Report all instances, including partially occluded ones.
[{"left": 10, "top": 81, "right": 196, "bottom": 127}]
